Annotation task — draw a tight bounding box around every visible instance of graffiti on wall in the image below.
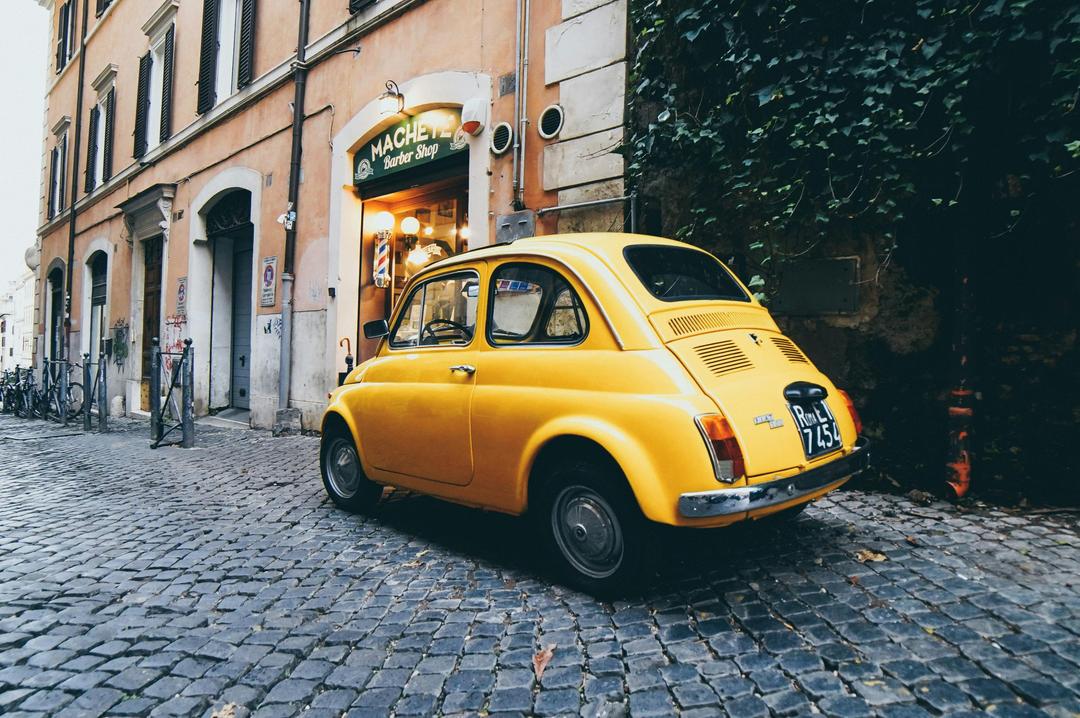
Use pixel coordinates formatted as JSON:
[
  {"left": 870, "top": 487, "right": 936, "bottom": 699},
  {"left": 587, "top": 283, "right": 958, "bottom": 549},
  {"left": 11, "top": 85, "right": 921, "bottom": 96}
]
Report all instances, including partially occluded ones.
[{"left": 111, "top": 320, "right": 129, "bottom": 368}]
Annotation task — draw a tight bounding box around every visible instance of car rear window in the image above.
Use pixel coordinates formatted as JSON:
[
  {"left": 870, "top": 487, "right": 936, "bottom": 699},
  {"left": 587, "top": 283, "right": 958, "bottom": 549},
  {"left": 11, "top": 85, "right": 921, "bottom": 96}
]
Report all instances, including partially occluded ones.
[{"left": 623, "top": 245, "right": 750, "bottom": 302}]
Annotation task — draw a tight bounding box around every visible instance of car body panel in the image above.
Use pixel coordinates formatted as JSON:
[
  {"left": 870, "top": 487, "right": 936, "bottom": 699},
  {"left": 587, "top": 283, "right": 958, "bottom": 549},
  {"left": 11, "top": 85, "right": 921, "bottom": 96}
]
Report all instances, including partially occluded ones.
[{"left": 323, "top": 232, "right": 867, "bottom": 528}]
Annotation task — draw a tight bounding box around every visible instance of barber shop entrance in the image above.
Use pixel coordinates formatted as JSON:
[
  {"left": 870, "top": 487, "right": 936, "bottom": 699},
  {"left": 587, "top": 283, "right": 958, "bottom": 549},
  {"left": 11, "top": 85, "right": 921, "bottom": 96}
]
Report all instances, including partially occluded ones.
[{"left": 354, "top": 108, "right": 471, "bottom": 358}]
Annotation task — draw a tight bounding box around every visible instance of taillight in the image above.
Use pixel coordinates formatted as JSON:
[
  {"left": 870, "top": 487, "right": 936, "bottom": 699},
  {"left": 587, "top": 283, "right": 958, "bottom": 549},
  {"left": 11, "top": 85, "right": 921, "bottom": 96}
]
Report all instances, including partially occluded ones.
[
  {"left": 695, "top": 414, "right": 746, "bottom": 483},
  {"left": 838, "top": 390, "right": 863, "bottom": 436}
]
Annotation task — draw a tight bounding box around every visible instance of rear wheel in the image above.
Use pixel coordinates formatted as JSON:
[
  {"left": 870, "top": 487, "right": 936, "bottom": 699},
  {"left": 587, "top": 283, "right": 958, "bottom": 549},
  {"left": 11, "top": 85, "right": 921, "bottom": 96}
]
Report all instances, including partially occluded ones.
[
  {"left": 320, "top": 424, "right": 382, "bottom": 513},
  {"left": 537, "top": 457, "right": 654, "bottom": 596}
]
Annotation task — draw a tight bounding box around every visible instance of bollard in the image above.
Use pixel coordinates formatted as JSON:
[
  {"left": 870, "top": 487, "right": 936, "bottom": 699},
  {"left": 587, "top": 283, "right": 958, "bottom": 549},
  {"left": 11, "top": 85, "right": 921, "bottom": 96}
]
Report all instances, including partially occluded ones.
[
  {"left": 83, "top": 354, "right": 92, "bottom": 432},
  {"left": 97, "top": 353, "right": 108, "bottom": 433},
  {"left": 181, "top": 339, "right": 195, "bottom": 448},
  {"left": 59, "top": 363, "right": 68, "bottom": 426},
  {"left": 41, "top": 365, "right": 50, "bottom": 420},
  {"left": 150, "top": 338, "right": 162, "bottom": 445}
]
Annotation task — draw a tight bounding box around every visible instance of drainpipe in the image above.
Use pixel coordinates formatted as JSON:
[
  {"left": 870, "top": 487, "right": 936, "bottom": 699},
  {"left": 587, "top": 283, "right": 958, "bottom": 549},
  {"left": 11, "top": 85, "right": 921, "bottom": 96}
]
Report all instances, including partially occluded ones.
[
  {"left": 63, "top": 0, "right": 91, "bottom": 363},
  {"left": 515, "top": 0, "right": 532, "bottom": 210},
  {"left": 277, "top": 0, "right": 311, "bottom": 419},
  {"left": 510, "top": 0, "right": 522, "bottom": 209}
]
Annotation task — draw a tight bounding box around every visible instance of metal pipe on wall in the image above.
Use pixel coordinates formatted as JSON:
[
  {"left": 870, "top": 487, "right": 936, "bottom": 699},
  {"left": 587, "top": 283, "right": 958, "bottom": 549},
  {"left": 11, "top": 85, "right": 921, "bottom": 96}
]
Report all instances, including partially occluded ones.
[
  {"left": 63, "top": 0, "right": 91, "bottom": 363},
  {"left": 278, "top": 0, "right": 312, "bottom": 414},
  {"left": 510, "top": 0, "right": 523, "bottom": 209},
  {"left": 516, "top": 0, "right": 532, "bottom": 210}
]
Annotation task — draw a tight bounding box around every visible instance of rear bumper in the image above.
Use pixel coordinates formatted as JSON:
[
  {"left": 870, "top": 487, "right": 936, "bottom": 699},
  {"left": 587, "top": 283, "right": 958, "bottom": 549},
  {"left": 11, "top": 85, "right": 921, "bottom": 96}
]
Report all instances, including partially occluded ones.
[{"left": 677, "top": 437, "right": 870, "bottom": 518}]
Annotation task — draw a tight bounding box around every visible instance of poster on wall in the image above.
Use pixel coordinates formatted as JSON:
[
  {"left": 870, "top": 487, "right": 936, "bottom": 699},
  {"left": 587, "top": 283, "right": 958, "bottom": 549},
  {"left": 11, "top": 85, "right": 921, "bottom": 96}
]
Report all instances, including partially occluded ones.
[
  {"left": 260, "top": 256, "right": 277, "bottom": 307},
  {"left": 176, "top": 277, "right": 187, "bottom": 316}
]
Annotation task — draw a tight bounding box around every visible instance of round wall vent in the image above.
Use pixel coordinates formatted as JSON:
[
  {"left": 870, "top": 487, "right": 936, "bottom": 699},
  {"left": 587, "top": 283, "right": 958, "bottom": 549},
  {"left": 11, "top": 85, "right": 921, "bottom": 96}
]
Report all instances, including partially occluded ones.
[
  {"left": 537, "top": 104, "right": 564, "bottom": 139},
  {"left": 490, "top": 122, "right": 514, "bottom": 155}
]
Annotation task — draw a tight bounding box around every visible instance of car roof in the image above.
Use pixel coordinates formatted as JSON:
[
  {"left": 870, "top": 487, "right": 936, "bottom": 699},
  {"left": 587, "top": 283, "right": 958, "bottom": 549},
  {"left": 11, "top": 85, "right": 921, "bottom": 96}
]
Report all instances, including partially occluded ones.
[{"left": 417, "top": 232, "right": 703, "bottom": 275}]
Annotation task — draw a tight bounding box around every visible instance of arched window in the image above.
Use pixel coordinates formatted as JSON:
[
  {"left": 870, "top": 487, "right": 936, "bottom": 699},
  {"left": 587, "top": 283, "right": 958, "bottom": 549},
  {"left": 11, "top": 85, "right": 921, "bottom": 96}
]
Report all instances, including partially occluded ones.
[{"left": 88, "top": 252, "right": 108, "bottom": 356}]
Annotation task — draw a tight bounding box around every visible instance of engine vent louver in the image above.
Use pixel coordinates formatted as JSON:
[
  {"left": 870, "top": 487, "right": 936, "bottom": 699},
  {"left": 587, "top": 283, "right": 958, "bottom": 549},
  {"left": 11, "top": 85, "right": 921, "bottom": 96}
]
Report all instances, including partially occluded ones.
[
  {"left": 694, "top": 340, "right": 753, "bottom": 377},
  {"left": 771, "top": 336, "right": 809, "bottom": 364},
  {"left": 669, "top": 311, "right": 741, "bottom": 337}
]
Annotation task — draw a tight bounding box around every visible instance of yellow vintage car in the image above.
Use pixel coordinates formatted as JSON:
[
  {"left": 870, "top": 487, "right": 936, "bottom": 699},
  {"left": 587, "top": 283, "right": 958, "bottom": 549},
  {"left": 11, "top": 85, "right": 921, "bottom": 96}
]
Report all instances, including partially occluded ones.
[{"left": 321, "top": 233, "right": 868, "bottom": 592}]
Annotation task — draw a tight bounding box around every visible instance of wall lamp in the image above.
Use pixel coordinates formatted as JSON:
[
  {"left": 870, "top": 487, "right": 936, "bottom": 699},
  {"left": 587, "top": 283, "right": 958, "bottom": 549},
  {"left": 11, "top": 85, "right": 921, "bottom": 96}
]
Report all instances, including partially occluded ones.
[{"left": 378, "top": 80, "right": 405, "bottom": 116}]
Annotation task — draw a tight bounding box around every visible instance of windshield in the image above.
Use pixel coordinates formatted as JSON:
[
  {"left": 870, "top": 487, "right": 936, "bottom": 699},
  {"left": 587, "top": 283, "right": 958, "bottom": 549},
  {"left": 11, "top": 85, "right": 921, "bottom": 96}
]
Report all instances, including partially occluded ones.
[{"left": 624, "top": 245, "right": 750, "bottom": 302}]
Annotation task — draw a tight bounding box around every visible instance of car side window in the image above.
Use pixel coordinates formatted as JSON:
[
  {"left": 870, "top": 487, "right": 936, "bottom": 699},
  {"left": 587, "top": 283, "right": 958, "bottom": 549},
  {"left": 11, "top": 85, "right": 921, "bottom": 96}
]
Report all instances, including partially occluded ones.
[
  {"left": 390, "top": 271, "right": 480, "bottom": 348},
  {"left": 488, "top": 263, "right": 588, "bottom": 345}
]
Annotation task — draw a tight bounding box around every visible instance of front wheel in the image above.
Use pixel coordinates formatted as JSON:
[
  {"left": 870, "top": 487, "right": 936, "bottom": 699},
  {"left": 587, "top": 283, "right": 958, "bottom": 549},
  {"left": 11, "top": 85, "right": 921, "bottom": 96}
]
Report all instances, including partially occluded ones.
[
  {"left": 537, "top": 458, "right": 655, "bottom": 596},
  {"left": 320, "top": 425, "right": 382, "bottom": 513}
]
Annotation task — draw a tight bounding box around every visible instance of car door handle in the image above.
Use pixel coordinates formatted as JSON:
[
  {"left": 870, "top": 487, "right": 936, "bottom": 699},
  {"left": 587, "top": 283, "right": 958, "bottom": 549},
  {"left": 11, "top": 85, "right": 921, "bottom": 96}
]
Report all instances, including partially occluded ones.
[{"left": 449, "top": 364, "right": 476, "bottom": 375}]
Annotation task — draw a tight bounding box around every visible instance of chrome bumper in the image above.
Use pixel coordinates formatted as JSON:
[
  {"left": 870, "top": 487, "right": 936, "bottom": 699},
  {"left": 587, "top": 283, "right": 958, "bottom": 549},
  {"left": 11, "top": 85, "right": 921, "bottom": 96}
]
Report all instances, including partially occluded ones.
[{"left": 678, "top": 438, "right": 870, "bottom": 518}]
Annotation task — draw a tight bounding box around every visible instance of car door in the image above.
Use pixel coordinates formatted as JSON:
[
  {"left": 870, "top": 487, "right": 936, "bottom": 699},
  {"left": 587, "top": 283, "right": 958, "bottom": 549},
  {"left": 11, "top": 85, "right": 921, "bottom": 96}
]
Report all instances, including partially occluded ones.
[{"left": 357, "top": 268, "right": 482, "bottom": 486}]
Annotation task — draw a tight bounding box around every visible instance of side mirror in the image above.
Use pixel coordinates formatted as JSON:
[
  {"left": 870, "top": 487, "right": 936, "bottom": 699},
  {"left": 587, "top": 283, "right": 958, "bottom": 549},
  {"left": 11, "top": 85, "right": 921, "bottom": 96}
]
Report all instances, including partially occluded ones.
[{"left": 363, "top": 319, "right": 390, "bottom": 339}]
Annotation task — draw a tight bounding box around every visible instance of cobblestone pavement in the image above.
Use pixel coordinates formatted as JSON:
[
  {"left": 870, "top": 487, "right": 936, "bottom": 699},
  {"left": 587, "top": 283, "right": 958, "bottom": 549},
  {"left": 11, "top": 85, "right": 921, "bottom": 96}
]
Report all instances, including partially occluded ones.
[{"left": 1, "top": 415, "right": 1078, "bottom": 718}]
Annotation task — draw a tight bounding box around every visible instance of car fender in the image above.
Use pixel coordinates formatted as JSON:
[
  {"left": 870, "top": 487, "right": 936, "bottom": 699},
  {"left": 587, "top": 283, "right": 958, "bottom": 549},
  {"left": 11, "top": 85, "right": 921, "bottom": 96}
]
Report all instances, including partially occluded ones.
[
  {"left": 519, "top": 414, "right": 670, "bottom": 523},
  {"left": 322, "top": 389, "right": 375, "bottom": 471}
]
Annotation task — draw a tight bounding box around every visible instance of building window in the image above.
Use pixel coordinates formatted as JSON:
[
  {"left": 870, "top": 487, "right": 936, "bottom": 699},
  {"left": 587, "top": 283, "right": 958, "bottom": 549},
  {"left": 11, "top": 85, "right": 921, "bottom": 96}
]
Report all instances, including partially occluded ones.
[
  {"left": 197, "top": 0, "right": 258, "bottom": 114},
  {"left": 134, "top": 20, "right": 175, "bottom": 158},
  {"left": 86, "top": 70, "right": 116, "bottom": 192},
  {"left": 96, "top": 0, "right": 113, "bottom": 17},
  {"left": 88, "top": 252, "right": 109, "bottom": 357},
  {"left": 55, "top": 1, "right": 77, "bottom": 74},
  {"left": 48, "top": 123, "right": 69, "bottom": 220}
]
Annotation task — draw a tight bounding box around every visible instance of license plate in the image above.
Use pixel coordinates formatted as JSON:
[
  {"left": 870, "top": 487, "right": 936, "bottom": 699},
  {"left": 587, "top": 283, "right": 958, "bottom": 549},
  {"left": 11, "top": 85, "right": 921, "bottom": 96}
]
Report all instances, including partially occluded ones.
[{"left": 788, "top": 400, "right": 841, "bottom": 459}]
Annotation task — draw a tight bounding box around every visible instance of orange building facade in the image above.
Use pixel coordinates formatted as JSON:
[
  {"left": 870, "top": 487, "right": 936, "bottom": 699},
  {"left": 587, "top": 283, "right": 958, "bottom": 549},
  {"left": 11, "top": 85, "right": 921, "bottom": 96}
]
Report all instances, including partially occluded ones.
[{"left": 32, "top": 0, "right": 631, "bottom": 429}]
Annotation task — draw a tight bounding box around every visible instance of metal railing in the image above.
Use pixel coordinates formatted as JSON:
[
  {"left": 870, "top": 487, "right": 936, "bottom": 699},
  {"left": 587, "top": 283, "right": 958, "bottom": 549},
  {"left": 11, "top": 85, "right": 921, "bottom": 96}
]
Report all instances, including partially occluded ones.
[
  {"left": 80, "top": 353, "right": 109, "bottom": 433},
  {"left": 0, "top": 357, "right": 110, "bottom": 432},
  {"left": 150, "top": 337, "right": 195, "bottom": 449}
]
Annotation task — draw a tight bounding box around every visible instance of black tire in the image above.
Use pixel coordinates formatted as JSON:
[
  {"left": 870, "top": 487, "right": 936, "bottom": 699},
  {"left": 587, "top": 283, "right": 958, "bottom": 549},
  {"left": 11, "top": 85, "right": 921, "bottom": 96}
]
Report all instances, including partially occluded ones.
[
  {"left": 756, "top": 501, "right": 808, "bottom": 526},
  {"left": 320, "top": 423, "right": 382, "bottom": 513},
  {"left": 67, "top": 382, "right": 85, "bottom": 418},
  {"left": 536, "top": 456, "right": 655, "bottom": 596}
]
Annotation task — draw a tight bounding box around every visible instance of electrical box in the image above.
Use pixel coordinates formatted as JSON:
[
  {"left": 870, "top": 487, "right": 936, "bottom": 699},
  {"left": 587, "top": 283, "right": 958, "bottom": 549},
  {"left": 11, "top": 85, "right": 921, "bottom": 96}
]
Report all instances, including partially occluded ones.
[
  {"left": 496, "top": 210, "right": 536, "bottom": 243},
  {"left": 770, "top": 256, "right": 861, "bottom": 315}
]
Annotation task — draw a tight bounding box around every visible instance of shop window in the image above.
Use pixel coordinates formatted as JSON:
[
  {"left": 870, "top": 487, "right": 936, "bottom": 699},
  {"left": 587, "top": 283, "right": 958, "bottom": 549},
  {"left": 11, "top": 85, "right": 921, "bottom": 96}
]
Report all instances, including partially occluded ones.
[
  {"left": 488, "top": 264, "right": 588, "bottom": 346},
  {"left": 390, "top": 271, "right": 479, "bottom": 348}
]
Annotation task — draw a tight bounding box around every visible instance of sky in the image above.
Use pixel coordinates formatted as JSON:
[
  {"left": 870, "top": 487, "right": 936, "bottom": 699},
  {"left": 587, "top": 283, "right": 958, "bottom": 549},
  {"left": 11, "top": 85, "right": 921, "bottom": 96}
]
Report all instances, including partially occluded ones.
[{"left": 0, "top": 4, "right": 48, "bottom": 289}]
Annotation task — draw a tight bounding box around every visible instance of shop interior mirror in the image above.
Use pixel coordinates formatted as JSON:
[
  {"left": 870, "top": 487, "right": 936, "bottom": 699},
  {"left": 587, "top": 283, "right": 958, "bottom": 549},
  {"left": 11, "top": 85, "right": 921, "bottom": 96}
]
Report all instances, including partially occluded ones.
[{"left": 363, "top": 319, "right": 390, "bottom": 339}]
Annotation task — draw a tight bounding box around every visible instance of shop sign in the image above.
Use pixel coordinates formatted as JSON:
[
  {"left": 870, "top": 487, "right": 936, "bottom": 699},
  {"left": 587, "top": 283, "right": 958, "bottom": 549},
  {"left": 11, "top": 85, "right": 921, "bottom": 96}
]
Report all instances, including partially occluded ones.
[
  {"left": 176, "top": 277, "right": 187, "bottom": 316},
  {"left": 260, "top": 256, "right": 277, "bottom": 307},
  {"left": 354, "top": 108, "right": 468, "bottom": 186}
]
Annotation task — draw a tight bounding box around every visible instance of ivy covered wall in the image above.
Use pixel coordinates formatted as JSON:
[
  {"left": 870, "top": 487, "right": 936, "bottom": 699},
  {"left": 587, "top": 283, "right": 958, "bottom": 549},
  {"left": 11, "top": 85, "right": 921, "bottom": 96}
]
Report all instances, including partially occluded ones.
[{"left": 627, "top": 0, "right": 1080, "bottom": 503}]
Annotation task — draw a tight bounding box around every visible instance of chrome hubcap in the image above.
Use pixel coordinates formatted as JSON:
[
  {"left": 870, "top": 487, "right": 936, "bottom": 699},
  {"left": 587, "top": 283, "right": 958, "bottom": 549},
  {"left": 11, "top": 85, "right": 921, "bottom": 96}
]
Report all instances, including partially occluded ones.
[
  {"left": 326, "top": 438, "right": 361, "bottom": 498},
  {"left": 551, "top": 486, "right": 623, "bottom": 579}
]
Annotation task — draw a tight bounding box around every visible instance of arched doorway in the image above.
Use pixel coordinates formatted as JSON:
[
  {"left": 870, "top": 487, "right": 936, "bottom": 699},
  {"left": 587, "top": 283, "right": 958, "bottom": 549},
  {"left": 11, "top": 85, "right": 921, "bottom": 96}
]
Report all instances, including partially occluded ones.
[
  {"left": 85, "top": 251, "right": 108, "bottom": 357},
  {"left": 205, "top": 189, "right": 254, "bottom": 413},
  {"left": 46, "top": 265, "right": 64, "bottom": 361}
]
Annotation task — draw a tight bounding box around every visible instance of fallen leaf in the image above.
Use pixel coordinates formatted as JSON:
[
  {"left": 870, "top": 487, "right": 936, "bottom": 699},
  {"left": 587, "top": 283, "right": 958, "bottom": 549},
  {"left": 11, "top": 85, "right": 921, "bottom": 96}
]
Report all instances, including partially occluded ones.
[
  {"left": 847, "top": 575, "right": 861, "bottom": 586},
  {"left": 533, "top": 644, "right": 556, "bottom": 680},
  {"left": 855, "top": 549, "right": 887, "bottom": 563},
  {"left": 905, "top": 536, "right": 919, "bottom": 546},
  {"left": 211, "top": 704, "right": 238, "bottom": 718}
]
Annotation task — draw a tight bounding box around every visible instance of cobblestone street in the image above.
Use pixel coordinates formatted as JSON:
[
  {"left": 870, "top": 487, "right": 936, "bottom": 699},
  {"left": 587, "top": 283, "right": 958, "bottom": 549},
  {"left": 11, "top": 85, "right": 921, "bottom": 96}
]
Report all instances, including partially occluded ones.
[{"left": 1, "top": 415, "right": 1078, "bottom": 718}]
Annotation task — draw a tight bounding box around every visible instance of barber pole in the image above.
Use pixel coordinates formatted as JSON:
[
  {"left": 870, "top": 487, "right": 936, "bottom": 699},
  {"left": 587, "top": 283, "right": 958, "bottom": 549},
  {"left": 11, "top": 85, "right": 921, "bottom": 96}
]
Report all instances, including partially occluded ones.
[{"left": 373, "top": 231, "right": 391, "bottom": 288}]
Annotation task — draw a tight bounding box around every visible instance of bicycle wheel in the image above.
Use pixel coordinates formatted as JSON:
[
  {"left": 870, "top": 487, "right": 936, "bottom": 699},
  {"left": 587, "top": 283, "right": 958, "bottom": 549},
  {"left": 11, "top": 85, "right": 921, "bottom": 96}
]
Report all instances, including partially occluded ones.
[{"left": 67, "top": 382, "right": 85, "bottom": 418}]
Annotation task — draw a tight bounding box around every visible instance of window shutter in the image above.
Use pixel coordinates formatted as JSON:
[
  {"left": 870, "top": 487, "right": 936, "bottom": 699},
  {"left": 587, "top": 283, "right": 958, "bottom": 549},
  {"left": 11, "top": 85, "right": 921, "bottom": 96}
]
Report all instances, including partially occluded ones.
[
  {"left": 349, "top": 0, "right": 375, "bottom": 14},
  {"left": 58, "top": 135, "right": 67, "bottom": 212},
  {"left": 133, "top": 51, "right": 152, "bottom": 159},
  {"left": 55, "top": 3, "right": 68, "bottom": 73},
  {"left": 102, "top": 89, "right": 115, "bottom": 181},
  {"left": 196, "top": 0, "right": 219, "bottom": 114},
  {"left": 48, "top": 147, "right": 58, "bottom": 219},
  {"left": 160, "top": 26, "right": 175, "bottom": 143},
  {"left": 96, "top": 0, "right": 110, "bottom": 17},
  {"left": 85, "top": 105, "right": 99, "bottom": 193},
  {"left": 237, "top": 0, "right": 257, "bottom": 89},
  {"left": 65, "top": 2, "right": 76, "bottom": 63}
]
